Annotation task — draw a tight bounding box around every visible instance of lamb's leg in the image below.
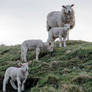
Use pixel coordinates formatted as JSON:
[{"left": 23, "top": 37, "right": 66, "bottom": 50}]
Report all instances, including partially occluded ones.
[
  {"left": 59, "top": 35, "right": 62, "bottom": 47},
  {"left": 10, "top": 79, "right": 17, "bottom": 90},
  {"left": 21, "top": 79, "right": 26, "bottom": 91},
  {"left": 21, "top": 46, "right": 28, "bottom": 62},
  {"left": 3, "top": 76, "right": 9, "bottom": 92},
  {"left": 23, "top": 49, "right": 28, "bottom": 62},
  {"left": 17, "top": 78, "right": 21, "bottom": 92},
  {"left": 63, "top": 38, "right": 66, "bottom": 47},
  {"left": 67, "top": 31, "right": 69, "bottom": 40},
  {"left": 36, "top": 48, "right": 40, "bottom": 61}
]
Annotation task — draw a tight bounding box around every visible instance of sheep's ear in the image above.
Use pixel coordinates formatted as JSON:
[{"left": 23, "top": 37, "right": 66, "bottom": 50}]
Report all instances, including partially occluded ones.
[
  {"left": 62, "top": 5, "right": 66, "bottom": 8},
  {"left": 71, "top": 4, "right": 74, "bottom": 7}
]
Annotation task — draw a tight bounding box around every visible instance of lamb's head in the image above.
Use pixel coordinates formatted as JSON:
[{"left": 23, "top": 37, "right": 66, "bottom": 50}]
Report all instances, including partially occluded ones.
[
  {"left": 62, "top": 4, "right": 74, "bottom": 14},
  {"left": 64, "top": 24, "right": 70, "bottom": 31},
  {"left": 18, "top": 61, "right": 31, "bottom": 72},
  {"left": 44, "top": 41, "right": 54, "bottom": 52}
]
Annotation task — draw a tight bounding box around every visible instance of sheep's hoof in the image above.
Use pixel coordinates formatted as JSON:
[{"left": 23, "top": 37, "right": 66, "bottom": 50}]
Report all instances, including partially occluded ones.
[
  {"left": 59, "top": 45, "right": 62, "bottom": 47},
  {"left": 36, "top": 60, "right": 40, "bottom": 62},
  {"left": 22, "top": 88, "right": 24, "bottom": 91},
  {"left": 35, "top": 59, "right": 40, "bottom": 62},
  {"left": 64, "top": 45, "right": 66, "bottom": 47},
  {"left": 59, "top": 46, "right": 62, "bottom": 48}
]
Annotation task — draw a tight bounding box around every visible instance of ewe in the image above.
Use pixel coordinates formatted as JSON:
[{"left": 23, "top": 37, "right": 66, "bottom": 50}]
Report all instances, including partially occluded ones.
[{"left": 47, "top": 4, "right": 75, "bottom": 40}]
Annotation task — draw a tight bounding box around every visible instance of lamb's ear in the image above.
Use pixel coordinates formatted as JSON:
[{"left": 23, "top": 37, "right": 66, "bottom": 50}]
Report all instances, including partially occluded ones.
[
  {"left": 62, "top": 5, "right": 66, "bottom": 8},
  {"left": 71, "top": 4, "right": 74, "bottom": 7}
]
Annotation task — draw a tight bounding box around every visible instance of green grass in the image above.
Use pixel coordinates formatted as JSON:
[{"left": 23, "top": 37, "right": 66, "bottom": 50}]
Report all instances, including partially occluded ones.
[{"left": 0, "top": 40, "right": 92, "bottom": 92}]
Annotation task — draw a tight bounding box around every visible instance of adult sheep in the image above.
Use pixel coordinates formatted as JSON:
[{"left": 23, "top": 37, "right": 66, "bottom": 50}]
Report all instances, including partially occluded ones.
[{"left": 47, "top": 4, "right": 75, "bottom": 40}]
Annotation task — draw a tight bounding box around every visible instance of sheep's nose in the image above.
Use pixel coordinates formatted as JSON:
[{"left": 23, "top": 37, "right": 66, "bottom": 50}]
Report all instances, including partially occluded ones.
[{"left": 68, "top": 11, "right": 70, "bottom": 14}]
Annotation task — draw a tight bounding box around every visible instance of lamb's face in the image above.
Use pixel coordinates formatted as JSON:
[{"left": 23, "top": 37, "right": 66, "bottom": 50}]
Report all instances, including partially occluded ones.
[
  {"left": 64, "top": 24, "right": 70, "bottom": 31},
  {"left": 18, "top": 62, "right": 30, "bottom": 72},
  {"left": 62, "top": 4, "right": 74, "bottom": 14},
  {"left": 21, "top": 63, "right": 28, "bottom": 71},
  {"left": 47, "top": 41, "right": 54, "bottom": 52}
]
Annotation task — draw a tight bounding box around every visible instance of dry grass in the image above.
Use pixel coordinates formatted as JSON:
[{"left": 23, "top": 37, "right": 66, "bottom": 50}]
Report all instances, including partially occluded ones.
[{"left": 71, "top": 72, "right": 92, "bottom": 84}]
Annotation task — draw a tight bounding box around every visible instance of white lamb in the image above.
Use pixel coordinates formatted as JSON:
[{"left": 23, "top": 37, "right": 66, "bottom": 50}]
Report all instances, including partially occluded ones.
[
  {"left": 21, "top": 40, "right": 54, "bottom": 62},
  {"left": 48, "top": 24, "right": 70, "bottom": 47},
  {"left": 3, "top": 62, "right": 30, "bottom": 92}
]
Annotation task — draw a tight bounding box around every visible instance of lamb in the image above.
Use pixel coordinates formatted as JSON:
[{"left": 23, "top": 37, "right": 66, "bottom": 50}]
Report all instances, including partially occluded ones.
[
  {"left": 3, "top": 61, "right": 30, "bottom": 92},
  {"left": 48, "top": 24, "right": 70, "bottom": 47},
  {"left": 21, "top": 40, "right": 54, "bottom": 62},
  {"left": 47, "top": 4, "right": 75, "bottom": 40}
]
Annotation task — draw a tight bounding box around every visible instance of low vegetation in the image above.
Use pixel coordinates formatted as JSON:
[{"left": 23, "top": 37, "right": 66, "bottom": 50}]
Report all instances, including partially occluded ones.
[{"left": 0, "top": 40, "right": 92, "bottom": 92}]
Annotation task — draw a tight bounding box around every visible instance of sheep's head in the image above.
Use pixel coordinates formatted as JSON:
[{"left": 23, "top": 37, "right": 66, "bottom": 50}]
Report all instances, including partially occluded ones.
[
  {"left": 47, "top": 41, "right": 54, "bottom": 52},
  {"left": 62, "top": 4, "right": 74, "bottom": 14},
  {"left": 17, "top": 61, "right": 31, "bottom": 71},
  {"left": 64, "top": 24, "right": 70, "bottom": 33},
  {"left": 45, "top": 41, "right": 54, "bottom": 52}
]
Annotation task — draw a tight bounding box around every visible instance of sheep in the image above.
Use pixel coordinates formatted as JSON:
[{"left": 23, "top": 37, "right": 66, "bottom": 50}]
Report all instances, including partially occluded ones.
[
  {"left": 21, "top": 40, "right": 54, "bottom": 62},
  {"left": 47, "top": 4, "right": 75, "bottom": 40},
  {"left": 3, "top": 61, "right": 30, "bottom": 92},
  {"left": 48, "top": 24, "right": 70, "bottom": 47}
]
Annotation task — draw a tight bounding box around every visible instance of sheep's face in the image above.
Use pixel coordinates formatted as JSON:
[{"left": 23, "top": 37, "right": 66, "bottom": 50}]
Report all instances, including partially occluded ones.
[
  {"left": 21, "top": 63, "right": 28, "bottom": 71},
  {"left": 47, "top": 41, "right": 54, "bottom": 52},
  {"left": 62, "top": 4, "right": 74, "bottom": 14},
  {"left": 18, "top": 62, "right": 31, "bottom": 72}
]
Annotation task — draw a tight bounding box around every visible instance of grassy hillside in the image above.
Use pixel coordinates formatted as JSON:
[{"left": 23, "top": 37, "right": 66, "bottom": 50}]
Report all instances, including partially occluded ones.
[{"left": 0, "top": 40, "right": 92, "bottom": 92}]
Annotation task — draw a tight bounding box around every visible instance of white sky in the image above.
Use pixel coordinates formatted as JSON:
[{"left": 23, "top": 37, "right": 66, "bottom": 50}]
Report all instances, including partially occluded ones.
[{"left": 0, "top": 0, "right": 92, "bottom": 45}]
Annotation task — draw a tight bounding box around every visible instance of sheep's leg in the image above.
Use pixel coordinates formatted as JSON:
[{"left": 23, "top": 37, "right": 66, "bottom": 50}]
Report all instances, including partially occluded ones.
[
  {"left": 21, "top": 47, "right": 25, "bottom": 61},
  {"left": 23, "top": 49, "right": 28, "bottom": 62},
  {"left": 10, "top": 79, "right": 17, "bottom": 90},
  {"left": 36, "top": 48, "right": 40, "bottom": 61},
  {"left": 21, "top": 46, "right": 28, "bottom": 62},
  {"left": 17, "top": 78, "right": 21, "bottom": 92},
  {"left": 3, "top": 76, "right": 9, "bottom": 92},
  {"left": 67, "top": 31, "right": 69, "bottom": 40},
  {"left": 63, "top": 38, "right": 66, "bottom": 47},
  {"left": 59, "top": 35, "right": 62, "bottom": 47},
  {"left": 21, "top": 79, "right": 26, "bottom": 91}
]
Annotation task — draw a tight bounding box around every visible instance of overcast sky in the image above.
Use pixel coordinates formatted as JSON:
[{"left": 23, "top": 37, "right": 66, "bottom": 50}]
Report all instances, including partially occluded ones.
[{"left": 0, "top": 0, "right": 92, "bottom": 45}]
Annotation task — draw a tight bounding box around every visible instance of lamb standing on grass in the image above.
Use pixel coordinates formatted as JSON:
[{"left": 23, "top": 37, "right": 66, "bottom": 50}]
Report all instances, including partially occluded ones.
[
  {"left": 3, "top": 62, "right": 30, "bottom": 92},
  {"left": 48, "top": 24, "right": 70, "bottom": 47},
  {"left": 47, "top": 4, "right": 75, "bottom": 40},
  {"left": 21, "top": 40, "right": 54, "bottom": 62}
]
